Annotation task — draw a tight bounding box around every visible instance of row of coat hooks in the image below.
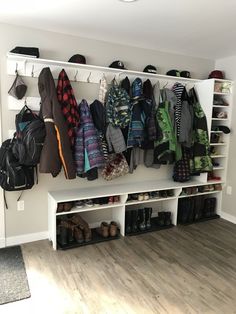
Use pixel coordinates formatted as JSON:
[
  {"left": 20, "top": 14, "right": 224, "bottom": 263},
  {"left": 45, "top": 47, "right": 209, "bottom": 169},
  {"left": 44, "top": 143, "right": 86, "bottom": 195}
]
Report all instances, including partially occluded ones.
[{"left": 12, "top": 59, "right": 197, "bottom": 89}]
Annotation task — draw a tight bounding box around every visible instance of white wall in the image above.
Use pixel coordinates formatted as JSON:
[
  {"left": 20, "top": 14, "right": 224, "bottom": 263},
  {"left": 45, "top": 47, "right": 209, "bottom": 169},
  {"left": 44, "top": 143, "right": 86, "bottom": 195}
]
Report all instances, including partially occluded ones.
[
  {"left": 215, "top": 56, "right": 236, "bottom": 219},
  {"left": 0, "top": 22, "right": 215, "bottom": 240}
]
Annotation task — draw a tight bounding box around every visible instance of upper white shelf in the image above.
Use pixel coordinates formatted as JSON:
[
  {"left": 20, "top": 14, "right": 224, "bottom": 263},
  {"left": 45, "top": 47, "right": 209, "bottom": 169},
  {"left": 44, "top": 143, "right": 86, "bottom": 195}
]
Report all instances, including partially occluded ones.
[{"left": 7, "top": 53, "right": 201, "bottom": 84}]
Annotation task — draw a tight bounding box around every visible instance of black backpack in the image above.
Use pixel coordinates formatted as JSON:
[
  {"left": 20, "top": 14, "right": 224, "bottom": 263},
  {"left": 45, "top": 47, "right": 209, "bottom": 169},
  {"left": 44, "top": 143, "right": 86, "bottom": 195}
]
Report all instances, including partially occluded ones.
[
  {"left": 0, "top": 138, "right": 35, "bottom": 192},
  {"left": 12, "top": 105, "right": 46, "bottom": 166}
]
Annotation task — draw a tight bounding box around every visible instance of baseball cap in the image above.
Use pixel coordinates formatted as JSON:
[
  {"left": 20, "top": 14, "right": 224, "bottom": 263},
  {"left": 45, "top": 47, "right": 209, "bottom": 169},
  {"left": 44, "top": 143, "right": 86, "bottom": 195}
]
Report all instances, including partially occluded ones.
[
  {"left": 68, "top": 54, "right": 86, "bottom": 64},
  {"left": 109, "top": 60, "right": 126, "bottom": 69},
  {"left": 166, "top": 69, "right": 181, "bottom": 77},
  {"left": 143, "top": 65, "right": 157, "bottom": 74}
]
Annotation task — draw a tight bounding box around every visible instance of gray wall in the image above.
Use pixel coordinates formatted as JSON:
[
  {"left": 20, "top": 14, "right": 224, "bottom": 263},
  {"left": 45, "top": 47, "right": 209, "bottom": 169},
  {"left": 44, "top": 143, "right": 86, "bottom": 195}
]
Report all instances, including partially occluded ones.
[
  {"left": 215, "top": 56, "right": 236, "bottom": 219},
  {"left": 0, "top": 22, "right": 215, "bottom": 238}
]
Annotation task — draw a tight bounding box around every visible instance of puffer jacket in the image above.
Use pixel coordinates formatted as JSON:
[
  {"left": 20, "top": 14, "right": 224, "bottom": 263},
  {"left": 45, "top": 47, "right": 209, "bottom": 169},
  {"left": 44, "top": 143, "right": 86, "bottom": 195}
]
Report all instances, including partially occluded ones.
[
  {"left": 74, "top": 100, "right": 105, "bottom": 175},
  {"left": 38, "top": 67, "right": 76, "bottom": 179}
]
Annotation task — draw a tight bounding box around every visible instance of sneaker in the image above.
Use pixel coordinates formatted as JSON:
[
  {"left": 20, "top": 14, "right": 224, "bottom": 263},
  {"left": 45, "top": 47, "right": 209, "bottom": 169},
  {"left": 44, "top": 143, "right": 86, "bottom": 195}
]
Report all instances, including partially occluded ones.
[
  {"left": 160, "top": 190, "right": 168, "bottom": 198},
  {"left": 113, "top": 196, "right": 120, "bottom": 203},
  {"left": 93, "top": 198, "right": 100, "bottom": 206},
  {"left": 214, "top": 184, "right": 222, "bottom": 191},
  {"left": 108, "top": 196, "right": 114, "bottom": 205},
  {"left": 75, "top": 200, "right": 84, "bottom": 209},
  {"left": 167, "top": 190, "right": 174, "bottom": 197},
  {"left": 138, "top": 193, "right": 144, "bottom": 201},
  {"left": 84, "top": 199, "right": 94, "bottom": 207},
  {"left": 130, "top": 193, "right": 139, "bottom": 201},
  {"left": 143, "top": 193, "right": 149, "bottom": 200}
]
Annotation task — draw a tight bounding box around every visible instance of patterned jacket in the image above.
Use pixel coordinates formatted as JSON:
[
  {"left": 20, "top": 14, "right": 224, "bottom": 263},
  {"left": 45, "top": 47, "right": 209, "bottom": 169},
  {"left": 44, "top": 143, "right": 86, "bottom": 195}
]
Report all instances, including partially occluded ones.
[
  {"left": 57, "top": 69, "right": 79, "bottom": 148},
  {"left": 74, "top": 100, "right": 105, "bottom": 175}
]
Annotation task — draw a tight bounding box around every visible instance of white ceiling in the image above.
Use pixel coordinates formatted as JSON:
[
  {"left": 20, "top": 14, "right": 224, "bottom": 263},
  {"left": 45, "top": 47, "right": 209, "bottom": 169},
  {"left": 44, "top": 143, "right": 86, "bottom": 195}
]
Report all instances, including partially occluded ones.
[{"left": 0, "top": 0, "right": 235, "bottom": 59}]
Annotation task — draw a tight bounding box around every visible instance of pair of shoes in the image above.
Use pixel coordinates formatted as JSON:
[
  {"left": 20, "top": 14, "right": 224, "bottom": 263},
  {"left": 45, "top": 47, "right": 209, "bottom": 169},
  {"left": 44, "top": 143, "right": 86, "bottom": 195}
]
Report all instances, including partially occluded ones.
[
  {"left": 214, "top": 184, "right": 222, "bottom": 191},
  {"left": 108, "top": 196, "right": 120, "bottom": 204},
  {"left": 198, "top": 185, "right": 214, "bottom": 193},
  {"left": 57, "top": 202, "right": 73, "bottom": 213},
  {"left": 203, "top": 198, "right": 216, "bottom": 218},
  {"left": 213, "top": 111, "right": 228, "bottom": 119},
  {"left": 97, "top": 221, "right": 119, "bottom": 238},
  {"left": 138, "top": 193, "right": 149, "bottom": 201},
  {"left": 125, "top": 208, "right": 152, "bottom": 234},
  {"left": 208, "top": 172, "right": 221, "bottom": 181},
  {"left": 157, "top": 211, "right": 172, "bottom": 227},
  {"left": 149, "top": 191, "right": 160, "bottom": 199},
  {"left": 75, "top": 199, "right": 93, "bottom": 208},
  {"left": 70, "top": 214, "right": 92, "bottom": 243},
  {"left": 160, "top": 190, "right": 174, "bottom": 198}
]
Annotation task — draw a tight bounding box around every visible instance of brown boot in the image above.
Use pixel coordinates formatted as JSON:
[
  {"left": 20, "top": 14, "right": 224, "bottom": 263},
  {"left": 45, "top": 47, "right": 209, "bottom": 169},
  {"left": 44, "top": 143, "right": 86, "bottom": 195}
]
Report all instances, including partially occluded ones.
[
  {"left": 97, "top": 222, "right": 109, "bottom": 238},
  {"left": 57, "top": 203, "right": 64, "bottom": 213},
  {"left": 64, "top": 202, "right": 73, "bottom": 212},
  {"left": 74, "top": 227, "right": 84, "bottom": 244},
  {"left": 70, "top": 214, "right": 91, "bottom": 242},
  {"left": 109, "top": 221, "right": 118, "bottom": 237}
]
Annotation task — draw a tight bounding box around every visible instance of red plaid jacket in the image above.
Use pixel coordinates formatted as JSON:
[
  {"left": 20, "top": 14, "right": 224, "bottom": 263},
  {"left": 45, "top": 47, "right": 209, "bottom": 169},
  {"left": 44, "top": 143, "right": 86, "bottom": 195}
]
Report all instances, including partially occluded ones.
[{"left": 57, "top": 69, "right": 79, "bottom": 148}]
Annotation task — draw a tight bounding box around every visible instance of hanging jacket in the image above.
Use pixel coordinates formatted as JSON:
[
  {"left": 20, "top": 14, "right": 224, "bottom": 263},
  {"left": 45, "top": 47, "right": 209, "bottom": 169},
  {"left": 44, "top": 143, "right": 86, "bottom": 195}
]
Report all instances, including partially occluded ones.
[
  {"left": 57, "top": 69, "right": 79, "bottom": 148},
  {"left": 38, "top": 67, "right": 76, "bottom": 179},
  {"left": 172, "top": 83, "right": 185, "bottom": 139},
  {"left": 154, "top": 100, "right": 181, "bottom": 164},
  {"left": 189, "top": 88, "right": 213, "bottom": 174},
  {"left": 74, "top": 100, "right": 105, "bottom": 175},
  {"left": 106, "top": 123, "right": 126, "bottom": 153}
]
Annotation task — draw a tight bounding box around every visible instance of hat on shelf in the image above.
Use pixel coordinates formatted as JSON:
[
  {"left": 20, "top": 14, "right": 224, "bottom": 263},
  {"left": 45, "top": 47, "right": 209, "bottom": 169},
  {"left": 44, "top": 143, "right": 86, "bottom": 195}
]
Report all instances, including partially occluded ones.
[
  {"left": 68, "top": 54, "right": 86, "bottom": 64},
  {"left": 208, "top": 70, "right": 224, "bottom": 79},
  {"left": 143, "top": 65, "right": 157, "bottom": 74},
  {"left": 9, "top": 46, "right": 40, "bottom": 58},
  {"left": 166, "top": 69, "right": 181, "bottom": 77},
  {"left": 8, "top": 71, "right": 27, "bottom": 100},
  {"left": 180, "top": 71, "right": 191, "bottom": 78},
  {"left": 109, "top": 60, "right": 127, "bottom": 69}
]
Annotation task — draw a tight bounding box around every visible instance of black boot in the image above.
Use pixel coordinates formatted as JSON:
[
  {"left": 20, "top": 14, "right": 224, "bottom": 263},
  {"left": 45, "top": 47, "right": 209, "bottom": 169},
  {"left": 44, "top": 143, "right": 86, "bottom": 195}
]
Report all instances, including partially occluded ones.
[
  {"left": 125, "top": 210, "right": 132, "bottom": 234},
  {"left": 158, "top": 211, "right": 165, "bottom": 227},
  {"left": 138, "top": 209, "right": 146, "bottom": 231},
  {"left": 58, "top": 225, "right": 68, "bottom": 246},
  {"left": 164, "top": 211, "right": 172, "bottom": 226},
  {"left": 145, "top": 207, "right": 152, "bottom": 230},
  {"left": 131, "top": 209, "right": 139, "bottom": 233}
]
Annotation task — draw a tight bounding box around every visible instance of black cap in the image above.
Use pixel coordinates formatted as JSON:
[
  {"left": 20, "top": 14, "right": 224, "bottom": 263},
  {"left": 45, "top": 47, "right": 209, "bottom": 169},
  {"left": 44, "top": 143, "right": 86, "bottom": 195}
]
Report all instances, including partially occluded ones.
[
  {"left": 143, "top": 65, "right": 157, "bottom": 74},
  {"left": 109, "top": 60, "right": 126, "bottom": 69},
  {"left": 180, "top": 71, "right": 191, "bottom": 78},
  {"left": 166, "top": 69, "right": 181, "bottom": 77},
  {"left": 68, "top": 54, "right": 86, "bottom": 64}
]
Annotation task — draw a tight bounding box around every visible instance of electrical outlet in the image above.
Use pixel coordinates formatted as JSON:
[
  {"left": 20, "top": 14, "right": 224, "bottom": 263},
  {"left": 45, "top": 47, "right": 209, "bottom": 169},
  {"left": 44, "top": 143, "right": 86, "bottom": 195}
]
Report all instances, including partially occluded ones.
[
  {"left": 226, "top": 186, "right": 232, "bottom": 195},
  {"left": 17, "top": 200, "right": 24, "bottom": 211}
]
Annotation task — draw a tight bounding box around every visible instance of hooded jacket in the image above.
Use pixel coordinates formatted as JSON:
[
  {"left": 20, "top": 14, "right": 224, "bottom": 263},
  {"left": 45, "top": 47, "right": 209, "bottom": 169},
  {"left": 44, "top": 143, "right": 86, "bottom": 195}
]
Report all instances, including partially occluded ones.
[{"left": 38, "top": 67, "right": 76, "bottom": 179}]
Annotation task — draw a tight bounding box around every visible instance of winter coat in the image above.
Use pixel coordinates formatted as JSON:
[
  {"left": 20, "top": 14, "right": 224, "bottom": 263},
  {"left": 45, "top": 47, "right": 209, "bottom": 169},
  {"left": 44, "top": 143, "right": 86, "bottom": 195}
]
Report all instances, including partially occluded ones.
[
  {"left": 106, "top": 123, "right": 126, "bottom": 153},
  {"left": 38, "top": 67, "right": 76, "bottom": 179},
  {"left": 74, "top": 100, "right": 105, "bottom": 175},
  {"left": 179, "top": 88, "right": 194, "bottom": 147},
  {"left": 57, "top": 69, "right": 79, "bottom": 148}
]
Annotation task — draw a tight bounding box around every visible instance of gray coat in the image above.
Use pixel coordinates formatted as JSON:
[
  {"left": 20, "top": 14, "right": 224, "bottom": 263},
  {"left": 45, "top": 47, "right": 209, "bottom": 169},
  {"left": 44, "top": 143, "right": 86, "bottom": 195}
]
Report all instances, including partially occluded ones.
[{"left": 106, "top": 123, "right": 126, "bottom": 153}]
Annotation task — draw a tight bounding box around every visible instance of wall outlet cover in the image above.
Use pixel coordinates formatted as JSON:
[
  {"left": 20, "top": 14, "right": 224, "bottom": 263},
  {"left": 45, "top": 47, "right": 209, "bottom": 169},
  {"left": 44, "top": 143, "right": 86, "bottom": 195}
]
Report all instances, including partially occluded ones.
[
  {"left": 17, "top": 200, "right": 24, "bottom": 211},
  {"left": 226, "top": 186, "right": 232, "bottom": 195}
]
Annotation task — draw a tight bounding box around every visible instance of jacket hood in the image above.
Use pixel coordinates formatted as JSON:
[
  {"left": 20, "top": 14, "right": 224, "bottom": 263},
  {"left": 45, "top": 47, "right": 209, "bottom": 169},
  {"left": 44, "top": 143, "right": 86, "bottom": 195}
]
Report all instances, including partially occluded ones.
[{"left": 38, "top": 67, "right": 56, "bottom": 101}]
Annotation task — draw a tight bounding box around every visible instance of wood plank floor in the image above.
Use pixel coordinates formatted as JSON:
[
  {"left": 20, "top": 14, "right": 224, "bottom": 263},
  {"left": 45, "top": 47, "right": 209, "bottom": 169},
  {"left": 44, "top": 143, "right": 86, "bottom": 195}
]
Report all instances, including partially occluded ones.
[{"left": 2, "top": 219, "right": 236, "bottom": 314}]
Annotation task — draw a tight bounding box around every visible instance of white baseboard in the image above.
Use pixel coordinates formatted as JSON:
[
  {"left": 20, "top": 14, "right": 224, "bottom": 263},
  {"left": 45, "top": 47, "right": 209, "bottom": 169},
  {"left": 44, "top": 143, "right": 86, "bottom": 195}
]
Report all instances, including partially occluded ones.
[
  {"left": 0, "top": 238, "right": 5, "bottom": 248},
  {"left": 6, "top": 231, "right": 48, "bottom": 247},
  {"left": 221, "top": 212, "right": 236, "bottom": 224}
]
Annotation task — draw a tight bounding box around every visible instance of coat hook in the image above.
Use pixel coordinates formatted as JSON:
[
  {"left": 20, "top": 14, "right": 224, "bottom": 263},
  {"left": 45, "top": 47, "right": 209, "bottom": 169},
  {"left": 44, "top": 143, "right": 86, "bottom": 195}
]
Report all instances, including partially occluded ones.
[
  {"left": 31, "top": 65, "right": 34, "bottom": 77},
  {"left": 87, "top": 72, "right": 92, "bottom": 83},
  {"left": 163, "top": 81, "right": 168, "bottom": 88},
  {"left": 15, "top": 63, "right": 18, "bottom": 74},
  {"left": 74, "top": 70, "right": 78, "bottom": 82}
]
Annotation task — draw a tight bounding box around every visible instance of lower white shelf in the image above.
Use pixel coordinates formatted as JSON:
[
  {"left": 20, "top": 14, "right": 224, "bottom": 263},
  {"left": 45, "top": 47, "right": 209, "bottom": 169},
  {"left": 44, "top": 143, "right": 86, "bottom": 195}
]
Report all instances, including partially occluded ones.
[
  {"left": 56, "top": 203, "right": 123, "bottom": 216},
  {"left": 179, "top": 190, "right": 221, "bottom": 198},
  {"left": 125, "top": 196, "right": 177, "bottom": 206}
]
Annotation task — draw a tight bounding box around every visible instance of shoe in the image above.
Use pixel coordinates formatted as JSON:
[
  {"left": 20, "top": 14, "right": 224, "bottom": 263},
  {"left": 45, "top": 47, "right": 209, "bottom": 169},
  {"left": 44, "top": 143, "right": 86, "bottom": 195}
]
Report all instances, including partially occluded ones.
[
  {"left": 214, "top": 184, "right": 222, "bottom": 191},
  {"left": 216, "top": 111, "right": 227, "bottom": 119},
  {"left": 75, "top": 200, "right": 84, "bottom": 208},
  {"left": 97, "top": 222, "right": 109, "bottom": 238},
  {"left": 93, "top": 198, "right": 101, "bottom": 206},
  {"left": 208, "top": 185, "right": 214, "bottom": 192},
  {"left": 108, "top": 196, "right": 114, "bottom": 205},
  {"left": 131, "top": 193, "right": 139, "bottom": 201},
  {"left": 191, "top": 187, "right": 198, "bottom": 194},
  {"left": 138, "top": 209, "right": 146, "bottom": 231},
  {"left": 109, "top": 221, "right": 118, "bottom": 237},
  {"left": 125, "top": 211, "right": 132, "bottom": 234},
  {"left": 160, "top": 190, "right": 168, "bottom": 198},
  {"left": 150, "top": 191, "right": 159, "bottom": 198},
  {"left": 186, "top": 187, "right": 192, "bottom": 195},
  {"left": 127, "top": 195, "right": 132, "bottom": 202},
  {"left": 70, "top": 214, "right": 92, "bottom": 242},
  {"left": 84, "top": 199, "right": 94, "bottom": 207},
  {"left": 64, "top": 202, "right": 73, "bottom": 212},
  {"left": 167, "top": 190, "right": 174, "bottom": 197},
  {"left": 74, "top": 226, "right": 84, "bottom": 244},
  {"left": 58, "top": 221, "right": 68, "bottom": 246},
  {"left": 145, "top": 207, "right": 152, "bottom": 230},
  {"left": 138, "top": 193, "right": 144, "bottom": 201},
  {"left": 143, "top": 193, "right": 149, "bottom": 200},
  {"left": 164, "top": 212, "right": 172, "bottom": 226},
  {"left": 131, "top": 209, "right": 139, "bottom": 233},
  {"left": 113, "top": 196, "right": 120, "bottom": 203},
  {"left": 57, "top": 203, "right": 64, "bottom": 213},
  {"left": 157, "top": 212, "right": 165, "bottom": 227}
]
